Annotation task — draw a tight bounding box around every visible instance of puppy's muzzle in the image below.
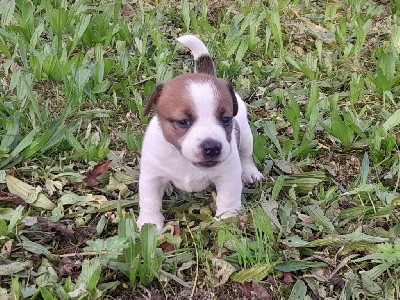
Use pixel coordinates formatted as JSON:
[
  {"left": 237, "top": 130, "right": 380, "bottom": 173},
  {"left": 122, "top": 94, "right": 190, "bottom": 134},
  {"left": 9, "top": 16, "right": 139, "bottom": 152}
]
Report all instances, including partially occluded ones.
[
  {"left": 196, "top": 139, "right": 222, "bottom": 168},
  {"left": 201, "top": 139, "right": 222, "bottom": 158},
  {"left": 190, "top": 139, "right": 224, "bottom": 168}
]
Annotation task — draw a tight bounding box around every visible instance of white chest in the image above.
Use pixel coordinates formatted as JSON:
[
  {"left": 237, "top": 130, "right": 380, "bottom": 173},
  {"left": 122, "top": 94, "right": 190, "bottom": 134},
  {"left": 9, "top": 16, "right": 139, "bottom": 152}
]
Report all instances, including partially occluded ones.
[{"left": 171, "top": 175, "right": 212, "bottom": 192}]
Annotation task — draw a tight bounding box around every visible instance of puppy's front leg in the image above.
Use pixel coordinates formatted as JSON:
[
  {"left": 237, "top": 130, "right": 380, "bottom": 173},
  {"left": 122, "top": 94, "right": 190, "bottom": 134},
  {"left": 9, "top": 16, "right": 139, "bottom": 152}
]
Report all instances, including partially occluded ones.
[
  {"left": 137, "top": 174, "right": 167, "bottom": 232},
  {"left": 239, "top": 121, "right": 264, "bottom": 184},
  {"left": 214, "top": 175, "right": 243, "bottom": 219}
]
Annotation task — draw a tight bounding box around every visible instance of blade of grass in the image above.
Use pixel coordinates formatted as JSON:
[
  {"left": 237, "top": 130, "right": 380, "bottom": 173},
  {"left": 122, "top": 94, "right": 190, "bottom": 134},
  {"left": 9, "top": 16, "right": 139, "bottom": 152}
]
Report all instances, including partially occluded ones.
[
  {"left": 0, "top": 127, "right": 40, "bottom": 169},
  {"left": 306, "top": 80, "right": 319, "bottom": 120}
]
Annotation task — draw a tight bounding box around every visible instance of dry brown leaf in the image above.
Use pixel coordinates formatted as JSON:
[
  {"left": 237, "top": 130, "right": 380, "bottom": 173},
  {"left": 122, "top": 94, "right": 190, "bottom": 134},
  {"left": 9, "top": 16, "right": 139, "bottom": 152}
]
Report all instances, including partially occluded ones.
[
  {"left": 242, "top": 281, "right": 272, "bottom": 300},
  {"left": 83, "top": 160, "right": 111, "bottom": 186},
  {"left": 297, "top": 212, "right": 315, "bottom": 224},
  {"left": 58, "top": 257, "right": 82, "bottom": 278},
  {"left": 0, "top": 191, "right": 26, "bottom": 206},
  {"left": 1, "top": 240, "right": 13, "bottom": 258},
  {"left": 87, "top": 195, "right": 108, "bottom": 207},
  {"left": 283, "top": 272, "right": 296, "bottom": 284},
  {"left": 37, "top": 217, "right": 74, "bottom": 237},
  {"left": 212, "top": 258, "right": 236, "bottom": 287}
]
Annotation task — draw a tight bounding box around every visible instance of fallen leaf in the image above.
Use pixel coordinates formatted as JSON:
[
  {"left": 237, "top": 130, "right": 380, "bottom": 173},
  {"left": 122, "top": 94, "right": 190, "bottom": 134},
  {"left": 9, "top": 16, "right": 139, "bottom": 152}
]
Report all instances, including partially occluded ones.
[
  {"left": 242, "top": 280, "right": 272, "bottom": 300},
  {"left": 24, "top": 216, "right": 38, "bottom": 226},
  {"left": 273, "top": 159, "right": 294, "bottom": 174},
  {"left": 6, "top": 175, "right": 41, "bottom": 203},
  {"left": 1, "top": 240, "right": 13, "bottom": 258},
  {"left": 173, "top": 225, "right": 181, "bottom": 236},
  {"left": 283, "top": 272, "right": 295, "bottom": 284},
  {"left": 300, "top": 17, "right": 335, "bottom": 43},
  {"left": 0, "top": 207, "right": 16, "bottom": 221},
  {"left": 45, "top": 179, "right": 63, "bottom": 196},
  {"left": 58, "top": 257, "right": 82, "bottom": 278},
  {"left": 106, "top": 175, "right": 128, "bottom": 192},
  {"left": 275, "top": 260, "right": 327, "bottom": 273},
  {"left": 212, "top": 258, "right": 236, "bottom": 287},
  {"left": 293, "top": 45, "right": 305, "bottom": 56},
  {"left": 231, "top": 264, "right": 272, "bottom": 283},
  {"left": 0, "top": 191, "right": 26, "bottom": 206},
  {"left": 83, "top": 160, "right": 111, "bottom": 186},
  {"left": 37, "top": 216, "right": 74, "bottom": 237},
  {"left": 58, "top": 263, "right": 75, "bottom": 276},
  {"left": 68, "top": 283, "right": 87, "bottom": 298},
  {"left": 177, "top": 260, "right": 196, "bottom": 278},
  {"left": 260, "top": 200, "right": 281, "bottom": 229},
  {"left": 5, "top": 175, "right": 55, "bottom": 210},
  {"left": 162, "top": 223, "right": 182, "bottom": 236},
  {"left": 121, "top": 3, "right": 134, "bottom": 18},
  {"left": 0, "top": 261, "right": 32, "bottom": 276},
  {"left": 89, "top": 160, "right": 111, "bottom": 176},
  {"left": 87, "top": 195, "right": 108, "bottom": 207},
  {"left": 21, "top": 240, "right": 56, "bottom": 260},
  {"left": 160, "top": 242, "right": 175, "bottom": 252},
  {"left": 159, "top": 224, "right": 182, "bottom": 252},
  {"left": 288, "top": 279, "right": 307, "bottom": 299},
  {"left": 296, "top": 212, "right": 314, "bottom": 224},
  {"left": 59, "top": 193, "right": 108, "bottom": 208},
  {"left": 82, "top": 176, "right": 100, "bottom": 186}
]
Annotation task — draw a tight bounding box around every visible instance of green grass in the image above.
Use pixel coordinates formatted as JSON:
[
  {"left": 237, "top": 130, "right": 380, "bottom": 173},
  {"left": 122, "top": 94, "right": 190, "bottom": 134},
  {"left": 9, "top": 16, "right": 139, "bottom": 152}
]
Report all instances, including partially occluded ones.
[{"left": 1, "top": 0, "right": 400, "bottom": 298}]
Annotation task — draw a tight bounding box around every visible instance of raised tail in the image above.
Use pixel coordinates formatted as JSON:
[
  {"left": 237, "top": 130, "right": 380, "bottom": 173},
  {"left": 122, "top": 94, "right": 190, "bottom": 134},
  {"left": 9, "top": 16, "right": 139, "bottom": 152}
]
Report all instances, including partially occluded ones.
[{"left": 177, "top": 35, "right": 215, "bottom": 76}]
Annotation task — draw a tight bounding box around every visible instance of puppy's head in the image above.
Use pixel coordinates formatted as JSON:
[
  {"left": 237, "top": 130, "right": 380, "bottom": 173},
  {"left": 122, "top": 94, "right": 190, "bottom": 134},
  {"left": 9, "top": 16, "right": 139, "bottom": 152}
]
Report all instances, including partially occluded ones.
[{"left": 144, "top": 73, "right": 238, "bottom": 168}]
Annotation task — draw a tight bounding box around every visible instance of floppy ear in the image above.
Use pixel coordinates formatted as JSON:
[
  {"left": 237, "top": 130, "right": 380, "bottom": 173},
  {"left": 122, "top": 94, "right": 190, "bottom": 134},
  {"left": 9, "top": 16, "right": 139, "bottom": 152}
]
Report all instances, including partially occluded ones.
[
  {"left": 227, "top": 83, "right": 238, "bottom": 116},
  {"left": 143, "top": 84, "right": 164, "bottom": 116}
]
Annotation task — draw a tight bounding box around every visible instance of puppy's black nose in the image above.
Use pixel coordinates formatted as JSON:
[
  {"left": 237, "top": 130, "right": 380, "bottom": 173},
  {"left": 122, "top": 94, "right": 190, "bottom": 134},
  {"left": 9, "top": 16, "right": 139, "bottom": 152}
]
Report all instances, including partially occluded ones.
[{"left": 201, "top": 139, "right": 222, "bottom": 158}]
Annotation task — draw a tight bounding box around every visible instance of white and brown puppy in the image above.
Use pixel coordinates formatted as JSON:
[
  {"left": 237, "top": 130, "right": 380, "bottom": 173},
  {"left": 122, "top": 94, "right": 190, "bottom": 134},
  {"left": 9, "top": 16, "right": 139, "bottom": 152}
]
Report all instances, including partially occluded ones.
[{"left": 137, "top": 35, "right": 263, "bottom": 232}]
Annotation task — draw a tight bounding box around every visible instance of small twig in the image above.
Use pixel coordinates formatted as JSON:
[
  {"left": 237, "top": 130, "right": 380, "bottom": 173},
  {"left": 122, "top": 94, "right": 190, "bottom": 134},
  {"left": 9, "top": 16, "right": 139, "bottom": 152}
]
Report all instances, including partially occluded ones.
[
  {"left": 57, "top": 251, "right": 103, "bottom": 258},
  {"left": 395, "top": 152, "right": 400, "bottom": 191},
  {"left": 186, "top": 224, "right": 199, "bottom": 300}
]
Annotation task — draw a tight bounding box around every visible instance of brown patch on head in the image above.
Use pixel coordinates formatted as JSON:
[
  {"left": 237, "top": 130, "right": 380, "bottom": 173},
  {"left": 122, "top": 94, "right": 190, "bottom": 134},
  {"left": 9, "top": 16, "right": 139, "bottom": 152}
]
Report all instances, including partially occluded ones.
[
  {"left": 153, "top": 74, "right": 197, "bottom": 150},
  {"left": 212, "top": 77, "right": 239, "bottom": 143},
  {"left": 143, "top": 84, "right": 164, "bottom": 116}
]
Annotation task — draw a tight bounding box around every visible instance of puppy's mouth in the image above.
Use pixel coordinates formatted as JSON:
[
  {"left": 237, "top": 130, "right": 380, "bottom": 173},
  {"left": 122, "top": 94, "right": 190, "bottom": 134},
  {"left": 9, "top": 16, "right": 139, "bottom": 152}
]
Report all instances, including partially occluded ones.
[{"left": 194, "top": 161, "right": 219, "bottom": 168}]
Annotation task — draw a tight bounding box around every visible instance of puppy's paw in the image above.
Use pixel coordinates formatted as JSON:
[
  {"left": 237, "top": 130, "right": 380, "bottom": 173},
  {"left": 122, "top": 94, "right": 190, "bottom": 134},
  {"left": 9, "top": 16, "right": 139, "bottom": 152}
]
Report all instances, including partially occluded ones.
[
  {"left": 216, "top": 210, "right": 239, "bottom": 220},
  {"left": 137, "top": 213, "right": 164, "bottom": 233},
  {"left": 241, "top": 163, "right": 263, "bottom": 185}
]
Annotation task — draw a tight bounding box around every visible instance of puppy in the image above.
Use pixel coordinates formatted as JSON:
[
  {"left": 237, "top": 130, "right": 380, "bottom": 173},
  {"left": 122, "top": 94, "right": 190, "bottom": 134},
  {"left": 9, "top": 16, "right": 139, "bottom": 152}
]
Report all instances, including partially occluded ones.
[{"left": 137, "top": 35, "right": 263, "bottom": 232}]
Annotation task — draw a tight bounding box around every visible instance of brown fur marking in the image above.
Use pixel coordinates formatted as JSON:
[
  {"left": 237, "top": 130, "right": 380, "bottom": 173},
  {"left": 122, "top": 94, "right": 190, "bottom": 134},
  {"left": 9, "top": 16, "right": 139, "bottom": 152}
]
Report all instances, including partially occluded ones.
[
  {"left": 196, "top": 55, "right": 215, "bottom": 76},
  {"left": 144, "top": 84, "right": 164, "bottom": 116}
]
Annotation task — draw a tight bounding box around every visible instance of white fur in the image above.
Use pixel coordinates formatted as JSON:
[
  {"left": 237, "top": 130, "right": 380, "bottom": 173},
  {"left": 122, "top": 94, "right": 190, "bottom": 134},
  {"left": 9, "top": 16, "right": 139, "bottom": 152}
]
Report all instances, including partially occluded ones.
[
  {"left": 176, "top": 35, "right": 209, "bottom": 59},
  {"left": 180, "top": 81, "right": 231, "bottom": 164},
  {"left": 137, "top": 35, "right": 263, "bottom": 232}
]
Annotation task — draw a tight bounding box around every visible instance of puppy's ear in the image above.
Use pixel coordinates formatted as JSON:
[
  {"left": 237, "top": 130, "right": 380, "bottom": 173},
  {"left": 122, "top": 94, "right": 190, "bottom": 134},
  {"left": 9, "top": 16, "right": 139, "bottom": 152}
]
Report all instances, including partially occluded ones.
[
  {"left": 143, "top": 84, "right": 164, "bottom": 116},
  {"left": 227, "top": 83, "right": 238, "bottom": 117}
]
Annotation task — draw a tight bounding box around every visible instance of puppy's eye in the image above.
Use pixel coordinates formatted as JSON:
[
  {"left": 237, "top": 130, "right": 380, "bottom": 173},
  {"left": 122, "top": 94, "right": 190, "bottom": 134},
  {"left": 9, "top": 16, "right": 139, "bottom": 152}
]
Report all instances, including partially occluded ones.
[
  {"left": 220, "top": 117, "right": 232, "bottom": 126},
  {"left": 176, "top": 119, "right": 192, "bottom": 128}
]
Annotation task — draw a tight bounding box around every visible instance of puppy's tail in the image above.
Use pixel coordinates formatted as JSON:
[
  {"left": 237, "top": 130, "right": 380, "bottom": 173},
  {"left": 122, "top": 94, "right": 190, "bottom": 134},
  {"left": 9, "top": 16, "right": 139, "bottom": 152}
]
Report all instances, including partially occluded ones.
[{"left": 177, "top": 35, "right": 215, "bottom": 76}]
